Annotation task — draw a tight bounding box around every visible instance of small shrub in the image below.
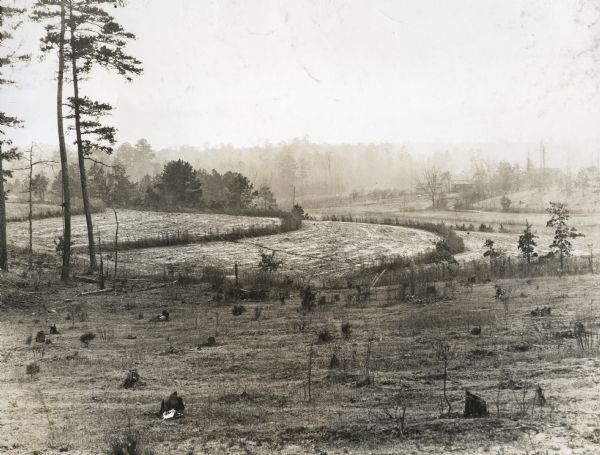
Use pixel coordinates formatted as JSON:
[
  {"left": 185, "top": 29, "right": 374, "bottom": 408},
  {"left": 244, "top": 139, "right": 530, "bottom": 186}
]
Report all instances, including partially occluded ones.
[
  {"left": 232, "top": 304, "right": 246, "bottom": 316},
  {"left": 300, "top": 285, "right": 316, "bottom": 312},
  {"left": 253, "top": 306, "right": 262, "bottom": 320},
  {"left": 329, "top": 353, "right": 340, "bottom": 369},
  {"left": 80, "top": 331, "right": 96, "bottom": 347},
  {"left": 26, "top": 362, "right": 40, "bottom": 380},
  {"left": 202, "top": 266, "right": 226, "bottom": 291},
  {"left": 108, "top": 427, "right": 154, "bottom": 455},
  {"left": 500, "top": 196, "right": 511, "bottom": 212},
  {"left": 341, "top": 322, "right": 352, "bottom": 338},
  {"left": 258, "top": 251, "right": 283, "bottom": 272},
  {"left": 317, "top": 328, "right": 333, "bottom": 343},
  {"left": 66, "top": 302, "right": 87, "bottom": 327}
]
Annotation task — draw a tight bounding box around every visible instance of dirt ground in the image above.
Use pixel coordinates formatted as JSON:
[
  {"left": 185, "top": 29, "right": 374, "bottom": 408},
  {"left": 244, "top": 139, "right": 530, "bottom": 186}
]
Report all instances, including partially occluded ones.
[{"left": 1, "top": 271, "right": 600, "bottom": 454}]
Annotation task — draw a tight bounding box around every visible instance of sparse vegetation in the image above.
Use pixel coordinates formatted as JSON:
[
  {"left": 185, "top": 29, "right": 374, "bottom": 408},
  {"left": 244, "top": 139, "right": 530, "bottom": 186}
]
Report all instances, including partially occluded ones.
[{"left": 80, "top": 331, "right": 96, "bottom": 347}]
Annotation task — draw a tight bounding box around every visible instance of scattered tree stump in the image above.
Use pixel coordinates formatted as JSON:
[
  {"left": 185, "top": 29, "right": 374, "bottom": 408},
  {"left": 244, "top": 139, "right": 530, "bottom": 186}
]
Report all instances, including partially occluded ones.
[
  {"left": 26, "top": 362, "right": 40, "bottom": 380},
  {"left": 470, "top": 326, "right": 481, "bottom": 336},
  {"left": 149, "top": 309, "right": 169, "bottom": 323},
  {"left": 232, "top": 304, "right": 246, "bottom": 316},
  {"left": 464, "top": 390, "right": 488, "bottom": 418},
  {"left": 160, "top": 391, "right": 185, "bottom": 414},
  {"left": 80, "top": 332, "right": 96, "bottom": 347},
  {"left": 35, "top": 331, "right": 46, "bottom": 343},
  {"left": 49, "top": 324, "right": 59, "bottom": 335},
  {"left": 122, "top": 369, "right": 145, "bottom": 389},
  {"left": 530, "top": 306, "right": 551, "bottom": 317}
]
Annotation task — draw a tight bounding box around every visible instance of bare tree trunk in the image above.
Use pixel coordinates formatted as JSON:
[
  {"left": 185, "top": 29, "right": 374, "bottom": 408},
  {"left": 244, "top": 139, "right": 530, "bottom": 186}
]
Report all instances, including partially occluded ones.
[
  {"left": 97, "top": 228, "right": 105, "bottom": 290},
  {"left": 69, "top": 14, "right": 97, "bottom": 272},
  {"left": 560, "top": 250, "right": 564, "bottom": 269},
  {"left": 28, "top": 146, "right": 33, "bottom": 268},
  {"left": 57, "top": 0, "right": 71, "bottom": 281},
  {"left": 306, "top": 343, "right": 313, "bottom": 403},
  {"left": 112, "top": 207, "right": 118, "bottom": 291},
  {"left": 0, "top": 144, "right": 7, "bottom": 271}
]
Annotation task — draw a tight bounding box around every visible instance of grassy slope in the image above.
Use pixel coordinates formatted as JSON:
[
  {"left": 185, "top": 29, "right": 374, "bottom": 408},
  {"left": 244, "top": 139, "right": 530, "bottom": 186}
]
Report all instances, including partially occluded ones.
[{"left": 1, "top": 274, "right": 600, "bottom": 454}]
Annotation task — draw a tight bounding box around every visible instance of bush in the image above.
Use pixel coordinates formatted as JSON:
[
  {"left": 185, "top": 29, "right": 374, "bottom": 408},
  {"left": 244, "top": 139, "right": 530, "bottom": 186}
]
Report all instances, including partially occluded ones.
[
  {"left": 80, "top": 331, "right": 96, "bottom": 347},
  {"left": 258, "top": 251, "right": 283, "bottom": 272},
  {"left": 317, "top": 328, "right": 333, "bottom": 343},
  {"left": 108, "top": 428, "right": 154, "bottom": 455},
  {"left": 500, "top": 196, "right": 512, "bottom": 212},
  {"left": 341, "top": 322, "right": 352, "bottom": 338},
  {"left": 300, "top": 285, "right": 317, "bottom": 312},
  {"left": 26, "top": 362, "right": 40, "bottom": 380},
  {"left": 201, "top": 266, "right": 226, "bottom": 291},
  {"left": 232, "top": 304, "right": 246, "bottom": 316}
]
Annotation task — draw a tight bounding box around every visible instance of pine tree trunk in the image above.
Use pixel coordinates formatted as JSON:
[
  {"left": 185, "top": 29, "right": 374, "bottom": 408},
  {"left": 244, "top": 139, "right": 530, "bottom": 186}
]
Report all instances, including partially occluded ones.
[
  {"left": 28, "top": 147, "right": 33, "bottom": 268},
  {"left": 57, "top": 0, "right": 71, "bottom": 281},
  {"left": 70, "top": 16, "right": 97, "bottom": 272},
  {"left": 0, "top": 145, "right": 8, "bottom": 271}
]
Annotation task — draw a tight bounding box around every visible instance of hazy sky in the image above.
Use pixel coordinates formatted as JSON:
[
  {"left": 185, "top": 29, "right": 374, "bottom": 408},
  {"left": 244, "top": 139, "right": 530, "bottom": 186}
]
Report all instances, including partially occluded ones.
[{"left": 4, "top": 0, "right": 600, "bottom": 151}]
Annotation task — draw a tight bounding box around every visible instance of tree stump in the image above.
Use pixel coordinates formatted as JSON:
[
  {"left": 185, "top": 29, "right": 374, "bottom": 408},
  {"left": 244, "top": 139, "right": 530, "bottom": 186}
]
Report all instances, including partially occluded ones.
[
  {"left": 122, "top": 369, "right": 143, "bottom": 389},
  {"left": 464, "top": 390, "right": 488, "bottom": 418},
  {"left": 35, "top": 331, "right": 46, "bottom": 343},
  {"left": 160, "top": 391, "right": 185, "bottom": 414}
]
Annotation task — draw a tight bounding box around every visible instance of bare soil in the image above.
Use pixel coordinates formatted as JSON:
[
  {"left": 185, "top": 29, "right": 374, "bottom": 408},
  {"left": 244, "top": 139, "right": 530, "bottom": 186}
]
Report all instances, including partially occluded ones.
[{"left": 1, "top": 272, "right": 599, "bottom": 454}]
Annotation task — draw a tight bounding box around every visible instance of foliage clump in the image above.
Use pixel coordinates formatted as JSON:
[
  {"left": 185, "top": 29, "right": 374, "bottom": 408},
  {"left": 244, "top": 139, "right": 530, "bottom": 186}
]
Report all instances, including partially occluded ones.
[
  {"left": 546, "top": 202, "right": 584, "bottom": 268},
  {"left": 300, "top": 285, "right": 317, "bottom": 312}
]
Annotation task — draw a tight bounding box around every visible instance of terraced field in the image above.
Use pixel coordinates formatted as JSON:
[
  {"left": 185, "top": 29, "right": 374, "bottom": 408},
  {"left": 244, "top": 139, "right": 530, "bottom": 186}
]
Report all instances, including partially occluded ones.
[
  {"left": 6, "top": 201, "right": 63, "bottom": 221},
  {"left": 107, "top": 221, "right": 440, "bottom": 277},
  {"left": 7, "top": 209, "right": 280, "bottom": 252}
]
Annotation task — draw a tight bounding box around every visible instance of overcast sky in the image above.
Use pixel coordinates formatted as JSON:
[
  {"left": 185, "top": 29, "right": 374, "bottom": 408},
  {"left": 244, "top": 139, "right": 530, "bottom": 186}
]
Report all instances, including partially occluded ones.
[{"left": 4, "top": 0, "right": 600, "bottom": 152}]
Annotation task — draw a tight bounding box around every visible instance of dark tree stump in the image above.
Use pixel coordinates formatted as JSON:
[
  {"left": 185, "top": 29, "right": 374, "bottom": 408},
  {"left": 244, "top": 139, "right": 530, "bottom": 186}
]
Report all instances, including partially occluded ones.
[
  {"left": 464, "top": 390, "right": 488, "bottom": 418},
  {"left": 160, "top": 391, "right": 185, "bottom": 414},
  {"left": 122, "top": 369, "right": 143, "bottom": 389},
  {"left": 35, "top": 331, "right": 46, "bottom": 343}
]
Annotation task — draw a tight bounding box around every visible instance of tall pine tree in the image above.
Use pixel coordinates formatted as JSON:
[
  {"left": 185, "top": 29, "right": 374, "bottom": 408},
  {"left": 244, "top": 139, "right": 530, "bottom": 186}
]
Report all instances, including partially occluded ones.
[
  {"left": 32, "top": 0, "right": 73, "bottom": 280},
  {"left": 66, "top": 0, "right": 141, "bottom": 270},
  {"left": 0, "top": 3, "right": 29, "bottom": 271}
]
